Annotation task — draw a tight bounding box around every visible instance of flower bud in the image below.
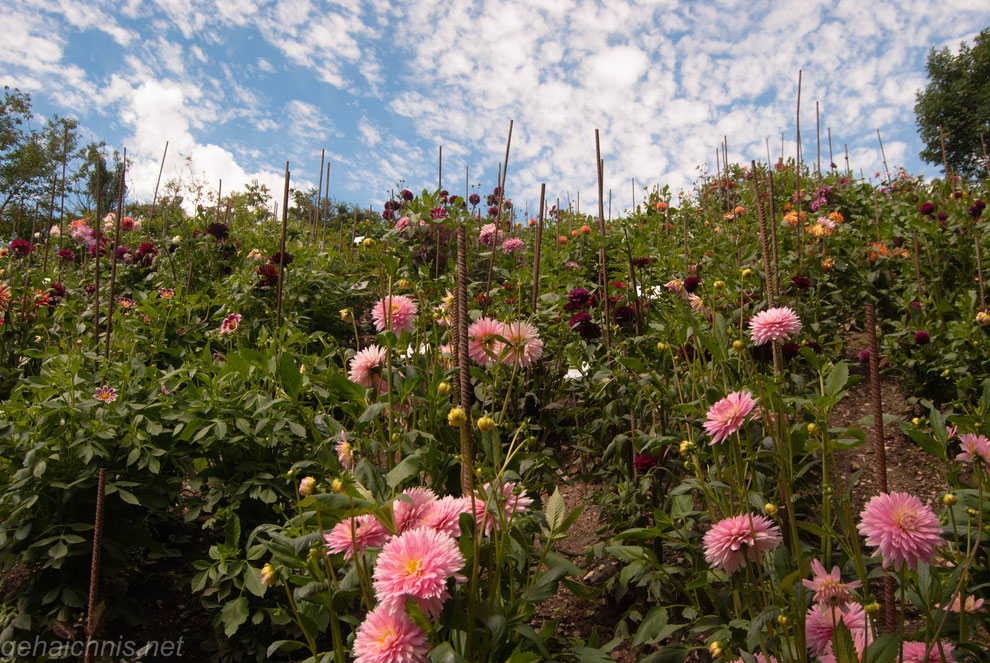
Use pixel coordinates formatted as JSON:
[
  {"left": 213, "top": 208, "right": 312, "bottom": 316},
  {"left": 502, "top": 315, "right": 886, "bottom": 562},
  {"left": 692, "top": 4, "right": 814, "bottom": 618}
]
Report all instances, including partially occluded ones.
[
  {"left": 398, "top": 279, "right": 410, "bottom": 289},
  {"left": 732, "top": 340, "right": 744, "bottom": 351},
  {"left": 261, "top": 563, "right": 276, "bottom": 585},
  {"left": 765, "top": 503, "right": 778, "bottom": 517},
  {"left": 942, "top": 493, "right": 957, "bottom": 506},
  {"left": 362, "top": 238, "right": 375, "bottom": 248},
  {"left": 299, "top": 364, "right": 306, "bottom": 374},
  {"left": 438, "top": 381, "right": 451, "bottom": 395},
  {"left": 777, "top": 614, "right": 789, "bottom": 626},
  {"left": 865, "top": 602, "right": 880, "bottom": 616},
  {"left": 340, "top": 308, "right": 353, "bottom": 321},
  {"left": 679, "top": 440, "right": 694, "bottom": 456},
  {"left": 657, "top": 341, "right": 668, "bottom": 351},
  {"left": 447, "top": 407, "right": 467, "bottom": 427},
  {"left": 298, "top": 476, "right": 315, "bottom": 496},
  {"left": 807, "top": 423, "right": 818, "bottom": 433},
  {"left": 331, "top": 478, "right": 345, "bottom": 493},
  {"left": 477, "top": 416, "right": 495, "bottom": 433},
  {"left": 741, "top": 268, "right": 753, "bottom": 278},
  {"left": 967, "top": 508, "right": 979, "bottom": 517},
  {"left": 713, "top": 280, "right": 726, "bottom": 289},
  {"left": 912, "top": 417, "right": 922, "bottom": 426},
  {"left": 391, "top": 432, "right": 401, "bottom": 444}
]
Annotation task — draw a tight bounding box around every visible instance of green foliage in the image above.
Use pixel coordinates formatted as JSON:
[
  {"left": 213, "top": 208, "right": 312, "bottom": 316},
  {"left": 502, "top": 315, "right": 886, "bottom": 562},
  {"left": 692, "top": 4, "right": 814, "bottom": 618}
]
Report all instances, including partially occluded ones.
[{"left": 915, "top": 28, "right": 990, "bottom": 179}]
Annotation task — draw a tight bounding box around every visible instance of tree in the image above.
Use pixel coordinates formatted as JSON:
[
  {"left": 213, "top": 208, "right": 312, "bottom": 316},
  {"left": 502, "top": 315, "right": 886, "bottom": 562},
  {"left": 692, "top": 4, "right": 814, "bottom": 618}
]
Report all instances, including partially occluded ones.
[
  {"left": 0, "top": 87, "right": 79, "bottom": 219},
  {"left": 915, "top": 28, "right": 990, "bottom": 180}
]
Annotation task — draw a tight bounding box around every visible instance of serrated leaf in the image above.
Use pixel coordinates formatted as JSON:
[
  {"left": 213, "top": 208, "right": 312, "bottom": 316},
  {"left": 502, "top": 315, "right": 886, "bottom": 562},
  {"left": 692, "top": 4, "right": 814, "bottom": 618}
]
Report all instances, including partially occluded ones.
[
  {"left": 826, "top": 361, "right": 849, "bottom": 398},
  {"left": 633, "top": 606, "right": 668, "bottom": 646},
  {"left": 386, "top": 453, "right": 422, "bottom": 489},
  {"left": 545, "top": 487, "right": 566, "bottom": 531},
  {"left": 221, "top": 596, "right": 249, "bottom": 637}
]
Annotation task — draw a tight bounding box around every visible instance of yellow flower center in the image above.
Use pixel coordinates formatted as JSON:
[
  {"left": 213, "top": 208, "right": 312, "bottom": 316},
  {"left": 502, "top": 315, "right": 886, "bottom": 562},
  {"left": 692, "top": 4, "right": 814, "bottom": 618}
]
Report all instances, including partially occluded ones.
[{"left": 404, "top": 558, "right": 422, "bottom": 576}]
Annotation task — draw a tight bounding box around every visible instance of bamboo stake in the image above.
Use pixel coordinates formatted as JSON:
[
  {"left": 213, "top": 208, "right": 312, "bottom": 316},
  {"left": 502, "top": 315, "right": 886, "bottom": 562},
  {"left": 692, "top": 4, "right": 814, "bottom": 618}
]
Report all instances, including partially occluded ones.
[
  {"left": 595, "top": 130, "right": 611, "bottom": 351},
  {"left": 531, "top": 183, "right": 545, "bottom": 312},
  {"left": 316, "top": 149, "right": 325, "bottom": 244},
  {"left": 827, "top": 128, "right": 834, "bottom": 169},
  {"left": 322, "top": 162, "right": 330, "bottom": 249},
  {"left": 877, "top": 129, "right": 891, "bottom": 185},
  {"left": 83, "top": 468, "right": 107, "bottom": 663},
  {"left": 148, "top": 141, "right": 168, "bottom": 242},
  {"left": 815, "top": 101, "right": 822, "bottom": 186},
  {"left": 767, "top": 171, "right": 780, "bottom": 299},
  {"left": 93, "top": 162, "right": 103, "bottom": 352},
  {"left": 58, "top": 126, "right": 68, "bottom": 254},
  {"left": 939, "top": 125, "right": 950, "bottom": 180},
  {"left": 276, "top": 162, "right": 290, "bottom": 328},
  {"left": 845, "top": 143, "right": 851, "bottom": 178},
  {"left": 484, "top": 121, "right": 513, "bottom": 301},
  {"left": 976, "top": 234, "right": 986, "bottom": 308},
  {"left": 865, "top": 302, "right": 896, "bottom": 633},
  {"left": 455, "top": 225, "right": 474, "bottom": 494},
  {"left": 913, "top": 230, "right": 923, "bottom": 301},
  {"left": 796, "top": 70, "right": 803, "bottom": 272},
  {"left": 104, "top": 150, "right": 127, "bottom": 362},
  {"left": 42, "top": 176, "right": 57, "bottom": 274}
]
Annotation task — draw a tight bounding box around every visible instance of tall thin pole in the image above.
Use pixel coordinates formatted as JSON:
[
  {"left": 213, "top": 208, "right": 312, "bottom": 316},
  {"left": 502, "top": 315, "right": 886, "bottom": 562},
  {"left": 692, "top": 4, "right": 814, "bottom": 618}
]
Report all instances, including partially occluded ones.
[
  {"left": 595, "top": 129, "right": 611, "bottom": 351},
  {"left": 531, "top": 183, "right": 545, "bottom": 312},
  {"left": 276, "top": 162, "right": 290, "bottom": 327}
]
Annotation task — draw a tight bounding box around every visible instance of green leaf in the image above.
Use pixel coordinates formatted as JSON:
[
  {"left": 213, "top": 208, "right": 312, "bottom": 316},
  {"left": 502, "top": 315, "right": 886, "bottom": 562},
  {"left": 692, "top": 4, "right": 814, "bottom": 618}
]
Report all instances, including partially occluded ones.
[
  {"left": 116, "top": 488, "right": 140, "bottom": 506},
  {"left": 221, "top": 596, "right": 249, "bottom": 637},
  {"left": 225, "top": 513, "right": 241, "bottom": 547},
  {"left": 900, "top": 423, "right": 947, "bottom": 461},
  {"left": 430, "top": 642, "right": 467, "bottom": 663},
  {"left": 830, "top": 622, "right": 858, "bottom": 663},
  {"left": 278, "top": 354, "right": 302, "bottom": 399},
  {"left": 386, "top": 453, "right": 422, "bottom": 489},
  {"left": 825, "top": 361, "right": 849, "bottom": 398},
  {"left": 545, "top": 487, "right": 566, "bottom": 531},
  {"left": 266, "top": 640, "right": 305, "bottom": 657},
  {"left": 632, "top": 606, "right": 668, "bottom": 646},
  {"left": 521, "top": 566, "right": 568, "bottom": 602}
]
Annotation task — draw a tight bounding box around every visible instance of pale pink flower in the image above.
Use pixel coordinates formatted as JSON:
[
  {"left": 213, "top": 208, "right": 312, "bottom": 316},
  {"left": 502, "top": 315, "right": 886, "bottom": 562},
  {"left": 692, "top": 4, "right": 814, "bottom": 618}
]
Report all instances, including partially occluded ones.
[
  {"left": 94, "top": 386, "right": 117, "bottom": 404},
  {"left": 120, "top": 216, "right": 136, "bottom": 232},
  {"left": 371, "top": 295, "right": 418, "bottom": 334},
  {"left": 336, "top": 433, "right": 354, "bottom": 470},
  {"left": 373, "top": 527, "right": 465, "bottom": 617},
  {"left": 805, "top": 603, "right": 870, "bottom": 657},
  {"left": 352, "top": 604, "right": 429, "bottom": 663},
  {"left": 802, "top": 559, "right": 861, "bottom": 606},
  {"left": 500, "top": 237, "right": 524, "bottom": 254},
  {"left": 749, "top": 306, "right": 802, "bottom": 345},
  {"left": 324, "top": 514, "right": 390, "bottom": 560},
  {"left": 470, "top": 482, "right": 533, "bottom": 534},
  {"left": 945, "top": 593, "right": 985, "bottom": 613},
  {"left": 219, "top": 312, "right": 241, "bottom": 336},
  {"left": 500, "top": 321, "right": 544, "bottom": 368},
  {"left": 900, "top": 641, "right": 956, "bottom": 663},
  {"left": 395, "top": 216, "right": 410, "bottom": 230},
  {"left": 857, "top": 491, "right": 945, "bottom": 570},
  {"left": 665, "top": 279, "right": 684, "bottom": 293},
  {"left": 479, "top": 223, "right": 499, "bottom": 246},
  {"left": 392, "top": 487, "right": 437, "bottom": 534},
  {"left": 420, "top": 496, "right": 472, "bottom": 537},
  {"left": 688, "top": 293, "right": 706, "bottom": 315},
  {"left": 956, "top": 433, "right": 990, "bottom": 471},
  {"left": 349, "top": 344, "right": 388, "bottom": 390},
  {"left": 704, "top": 390, "right": 758, "bottom": 445},
  {"left": 702, "top": 513, "right": 781, "bottom": 574},
  {"left": 467, "top": 317, "right": 505, "bottom": 366}
]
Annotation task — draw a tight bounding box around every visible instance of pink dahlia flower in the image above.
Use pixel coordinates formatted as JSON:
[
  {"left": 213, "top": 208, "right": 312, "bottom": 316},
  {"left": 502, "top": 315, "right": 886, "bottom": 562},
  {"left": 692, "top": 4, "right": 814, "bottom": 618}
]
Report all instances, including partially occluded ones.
[
  {"left": 373, "top": 527, "right": 465, "bottom": 617},
  {"left": 324, "top": 514, "right": 390, "bottom": 560},
  {"left": 945, "top": 593, "right": 984, "bottom": 612},
  {"left": 857, "top": 491, "right": 945, "bottom": 570},
  {"left": 479, "top": 223, "right": 499, "bottom": 246},
  {"left": 703, "top": 389, "right": 758, "bottom": 445},
  {"left": 749, "top": 306, "right": 802, "bottom": 345},
  {"left": 336, "top": 433, "right": 354, "bottom": 471},
  {"left": 805, "top": 603, "right": 870, "bottom": 657},
  {"left": 702, "top": 513, "right": 781, "bottom": 574},
  {"left": 900, "top": 641, "right": 956, "bottom": 663},
  {"left": 352, "top": 604, "right": 429, "bottom": 663},
  {"left": 219, "top": 312, "right": 241, "bottom": 336},
  {"left": 371, "top": 295, "right": 418, "bottom": 334},
  {"left": 420, "top": 496, "right": 472, "bottom": 537},
  {"left": 392, "top": 487, "right": 437, "bottom": 534},
  {"left": 500, "top": 320, "right": 544, "bottom": 368},
  {"left": 394, "top": 216, "right": 410, "bottom": 230},
  {"left": 956, "top": 433, "right": 990, "bottom": 471},
  {"left": 467, "top": 317, "right": 505, "bottom": 366},
  {"left": 348, "top": 344, "right": 388, "bottom": 390},
  {"left": 469, "top": 482, "right": 533, "bottom": 535},
  {"left": 500, "top": 237, "right": 524, "bottom": 254},
  {"left": 802, "top": 558, "right": 861, "bottom": 606}
]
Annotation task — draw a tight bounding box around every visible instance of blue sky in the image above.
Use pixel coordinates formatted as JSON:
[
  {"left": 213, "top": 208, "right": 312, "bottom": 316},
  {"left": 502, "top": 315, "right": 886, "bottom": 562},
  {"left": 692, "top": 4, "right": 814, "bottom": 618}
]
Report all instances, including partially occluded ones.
[{"left": 3, "top": 0, "right": 988, "bottom": 216}]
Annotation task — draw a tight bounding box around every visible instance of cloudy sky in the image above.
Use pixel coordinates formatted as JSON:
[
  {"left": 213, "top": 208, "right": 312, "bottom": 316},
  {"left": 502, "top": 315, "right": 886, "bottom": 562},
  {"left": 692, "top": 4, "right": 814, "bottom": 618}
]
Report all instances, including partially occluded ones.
[{"left": 3, "top": 0, "right": 988, "bottom": 216}]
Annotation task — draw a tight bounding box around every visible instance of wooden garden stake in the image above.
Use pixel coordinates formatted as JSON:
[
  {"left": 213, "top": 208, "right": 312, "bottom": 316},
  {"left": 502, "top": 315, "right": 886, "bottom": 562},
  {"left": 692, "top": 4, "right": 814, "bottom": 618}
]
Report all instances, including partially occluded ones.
[
  {"left": 42, "top": 176, "right": 57, "bottom": 274},
  {"left": 316, "top": 149, "right": 325, "bottom": 243},
  {"left": 455, "top": 225, "right": 474, "bottom": 494},
  {"left": 276, "top": 162, "right": 290, "bottom": 328},
  {"left": 913, "top": 230, "right": 923, "bottom": 301},
  {"left": 484, "top": 121, "right": 513, "bottom": 302},
  {"left": 827, "top": 127, "right": 834, "bottom": 169},
  {"left": 83, "top": 468, "right": 107, "bottom": 663},
  {"left": 866, "top": 302, "right": 897, "bottom": 633},
  {"left": 796, "top": 70, "right": 803, "bottom": 271},
  {"left": 104, "top": 150, "right": 127, "bottom": 361},
  {"left": 595, "top": 129, "right": 611, "bottom": 351},
  {"left": 876, "top": 129, "right": 891, "bottom": 185},
  {"left": 148, "top": 141, "right": 168, "bottom": 242},
  {"left": 531, "top": 183, "right": 545, "bottom": 312},
  {"left": 976, "top": 234, "right": 986, "bottom": 308},
  {"left": 939, "top": 125, "right": 950, "bottom": 180},
  {"left": 93, "top": 162, "right": 102, "bottom": 352}
]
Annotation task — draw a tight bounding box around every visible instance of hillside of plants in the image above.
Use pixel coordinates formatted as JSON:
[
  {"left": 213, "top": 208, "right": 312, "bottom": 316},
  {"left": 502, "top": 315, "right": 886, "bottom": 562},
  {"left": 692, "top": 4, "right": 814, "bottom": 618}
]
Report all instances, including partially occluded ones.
[{"left": 1, "top": 135, "right": 989, "bottom": 663}]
